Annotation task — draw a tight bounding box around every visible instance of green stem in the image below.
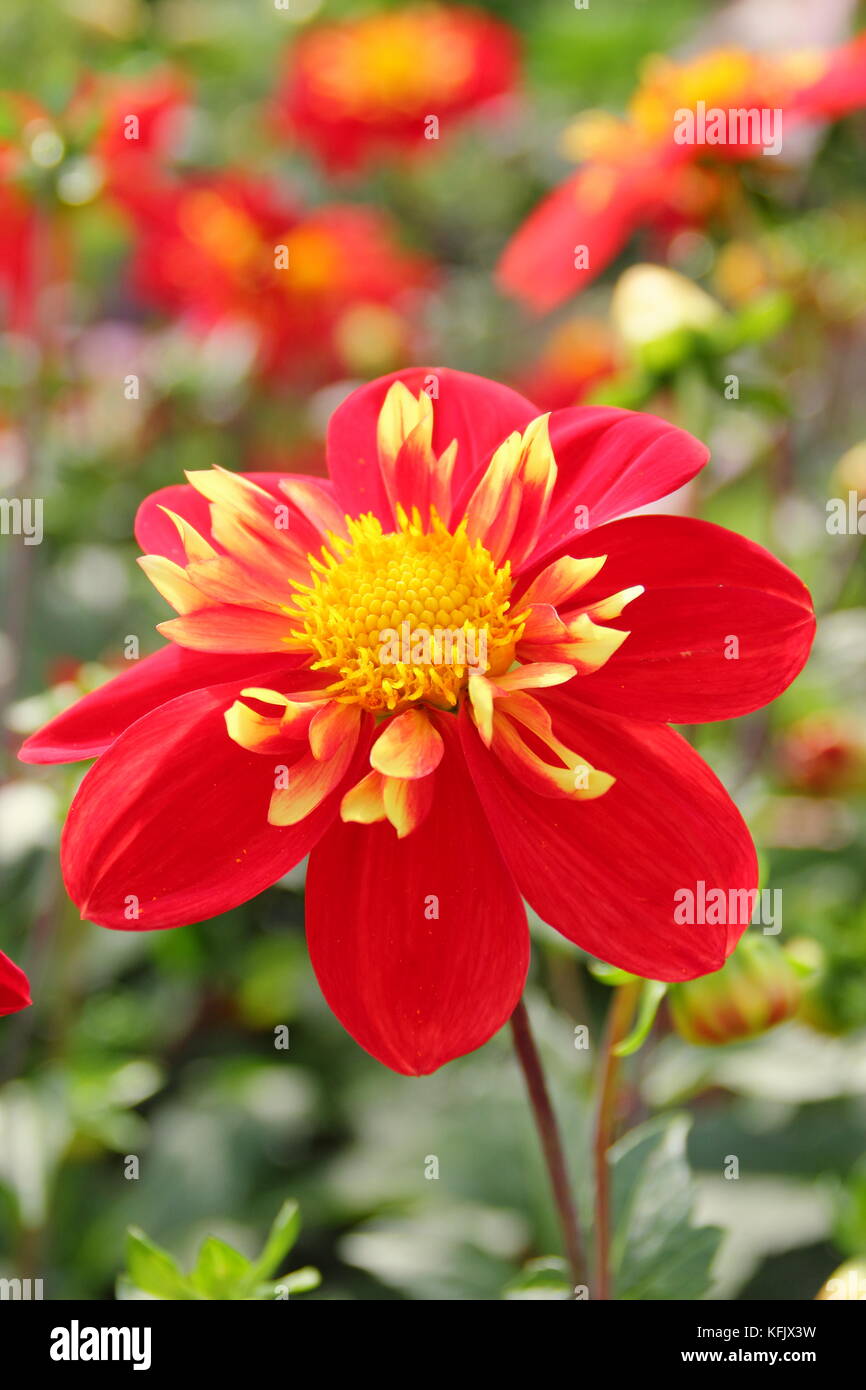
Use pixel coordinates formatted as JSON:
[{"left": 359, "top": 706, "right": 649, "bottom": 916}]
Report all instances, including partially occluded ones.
[
  {"left": 510, "top": 996, "right": 588, "bottom": 1292},
  {"left": 592, "top": 981, "right": 641, "bottom": 1300}
]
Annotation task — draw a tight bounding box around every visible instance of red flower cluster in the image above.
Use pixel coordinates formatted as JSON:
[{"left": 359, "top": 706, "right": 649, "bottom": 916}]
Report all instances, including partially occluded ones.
[{"left": 0, "top": 69, "right": 436, "bottom": 384}]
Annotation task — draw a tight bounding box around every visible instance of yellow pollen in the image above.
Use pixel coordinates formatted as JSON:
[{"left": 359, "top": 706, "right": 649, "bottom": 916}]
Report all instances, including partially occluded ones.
[{"left": 287, "top": 506, "right": 525, "bottom": 712}]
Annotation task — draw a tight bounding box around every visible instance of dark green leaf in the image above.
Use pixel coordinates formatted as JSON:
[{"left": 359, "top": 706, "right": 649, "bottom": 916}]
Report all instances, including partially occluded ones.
[{"left": 610, "top": 1116, "right": 722, "bottom": 1300}]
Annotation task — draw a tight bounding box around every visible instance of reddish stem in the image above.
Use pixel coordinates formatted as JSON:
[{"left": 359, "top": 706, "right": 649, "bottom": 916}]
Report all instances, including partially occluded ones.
[{"left": 510, "top": 996, "right": 587, "bottom": 1292}]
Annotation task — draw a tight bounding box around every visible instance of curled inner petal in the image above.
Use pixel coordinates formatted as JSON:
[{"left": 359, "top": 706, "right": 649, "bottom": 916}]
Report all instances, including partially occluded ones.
[{"left": 473, "top": 689, "right": 614, "bottom": 800}]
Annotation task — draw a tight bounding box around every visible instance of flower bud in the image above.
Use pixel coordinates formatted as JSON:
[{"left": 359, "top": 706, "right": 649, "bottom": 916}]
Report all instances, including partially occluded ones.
[
  {"left": 669, "top": 933, "right": 804, "bottom": 1046},
  {"left": 612, "top": 264, "right": 725, "bottom": 352},
  {"left": 776, "top": 712, "right": 866, "bottom": 795},
  {"left": 815, "top": 1258, "right": 866, "bottom": 1301},
  {"left": 832, "top": 441, "right": 866, "bottom": 499}
]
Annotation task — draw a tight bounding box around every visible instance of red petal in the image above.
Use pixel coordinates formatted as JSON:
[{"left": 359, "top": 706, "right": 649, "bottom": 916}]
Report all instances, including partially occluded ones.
[
  {"left": 522, "top": 515, "right": 816, "bottom": 722},
  {"left": 326, "top": 367, "right": 539, "bottom": 524},
  {"left": 792, "top": 33, "right": 866, "bottom": 122},
  {"left": 62, "top": 676, "right": 369, "bottom": 930},
  {"left": 519, "top": 407, "right": 708, "bottom": 572},
  {"left": 459, "top": 693, "right": 757, "bottom": 982},
  {"left": 497, "top": 168, "right": 652, "bottom": 313},
  {"left": 305, "top": 718, "right": 528, "bottom": 1074},
  {"left": 18, "top": 645, "right": 291, "bottom": 764},
  {"left": 0, "top": 950, "right": 31, "bottom": 1016}
]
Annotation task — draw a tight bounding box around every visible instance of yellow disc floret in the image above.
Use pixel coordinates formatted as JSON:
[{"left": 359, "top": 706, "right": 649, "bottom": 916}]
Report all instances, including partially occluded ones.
[{"left": 288, "top": 505, "right": 525, "bottom": 712}]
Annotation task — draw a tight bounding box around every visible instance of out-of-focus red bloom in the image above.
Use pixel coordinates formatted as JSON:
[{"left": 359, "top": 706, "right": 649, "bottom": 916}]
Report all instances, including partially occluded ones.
[
  {"left": 275, "top": 4, "right": 519, "bottom": 172},
  {"left": 126, "top": 173, "right": 434, "bottom": 382},
  {"left": 0, "top": 178, "right": 38, "bottom": 333},
  {"left": 0, "top": 950, "right": 31, "bottom": 1016},
  {"left": 88, "top": 68, "right": 191, "bottom": 205},
  {"left": 0, "top": 71, "right": 188, "bottom": 333},
  {"left": 21, "top": 370, "right": 815, "bottom": 1074},
  {"left": 499, "top": 37, "right": 866, "bottom": 313},
  {"left": 0, "top": 94, "right": 64, "bottom": 333},
  {"left": 515, "top": 317, "right": 621, "bottom": 411}
]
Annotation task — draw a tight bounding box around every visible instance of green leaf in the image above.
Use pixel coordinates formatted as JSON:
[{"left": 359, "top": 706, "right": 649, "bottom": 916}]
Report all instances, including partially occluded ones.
[
  {"left": 190, "top": 1236, "right": 253, "bottom": 1299},
  {"left": 729, "top": 291, "right": 793, "bottom": 346},
  {"left": 503, "top": 1257, "right": 572, "bottom": 1300},
  {"left": 122, "top": 1202, "right": 318, "bottom": 1301},
  {"left": 610, "top": 1116, "right": 722, "bottom": 1300},
  {"left": 249, "top": 1198, "right": 301, "bottom": 1282},
  {"left": 125, "top": 1227, "right": 196, "bottom": 1301},
  {"left": 589, "top": 961, "right": 638, "bottom": 987},
  {"left": 271, "top": 1266, "right": 322, "bottom": 1297},
  {"left": 614, "top": 980, "right": 668, "bottom": 1057},
  {"left": 835, "top": 1158, "right": 866, "bottom": 1256}
]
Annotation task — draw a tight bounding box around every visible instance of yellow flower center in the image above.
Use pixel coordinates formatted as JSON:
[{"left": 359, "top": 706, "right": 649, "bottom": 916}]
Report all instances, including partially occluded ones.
[{"left": 288, "top": 506, "right": 524, "bottom": 712}]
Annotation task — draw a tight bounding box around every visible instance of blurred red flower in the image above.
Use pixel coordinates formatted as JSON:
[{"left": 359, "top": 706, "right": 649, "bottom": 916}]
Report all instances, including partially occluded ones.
[
  {"left": 88, "top": 68, "right": 191, "bottom": 206},
  {"left": 499, "top": 36, "right": 866, "bottom": 313},
  {"left": 22, "top": 370, "right": 816, "bottom": 1073},
  {"left": 0, "top": 176, "right": 41, "bottom": 334},
  {"left": 124, "top": 173, "right": 435, "bottom": 383},
  {"left": 275, "top": 4, "right": 519, "bottom": 172},
  {"left": 0, "top": 71, "right": 189, "bottom": 334}
]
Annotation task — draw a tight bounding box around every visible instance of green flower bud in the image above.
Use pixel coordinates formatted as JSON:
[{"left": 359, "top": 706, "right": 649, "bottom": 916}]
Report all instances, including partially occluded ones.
[{"left": 669, "top": 933, "right": 804, "bottom": 1046}]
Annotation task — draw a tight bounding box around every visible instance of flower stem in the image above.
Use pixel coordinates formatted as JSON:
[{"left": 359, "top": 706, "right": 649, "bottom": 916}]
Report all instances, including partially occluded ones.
[
  {"left": 510, "top": 996, "right": 587, "bottom": 1291},
  {"left": 592, "top": 981, "right": 641, "bottom": 1300}
]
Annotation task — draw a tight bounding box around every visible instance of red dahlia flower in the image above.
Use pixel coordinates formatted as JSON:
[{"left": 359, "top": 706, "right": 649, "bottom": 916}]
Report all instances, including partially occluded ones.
[
  {"left": 89, "top": 68, "right": 191, "bottom": 208},
  {"left": 20, "top": 369, "right": 815, "bottom": 1074},
  {"left": 499, "top": 37, "right": 866, "bottom": 313},
  {"left": 126, "top": 173, "right": 433, "bottom": 382},
  {"left": 275, "top": 5, "right": 519, "bottom": 173},
  {"left": 0, "top": 950, "right": 31, "bottom": 1016}
]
